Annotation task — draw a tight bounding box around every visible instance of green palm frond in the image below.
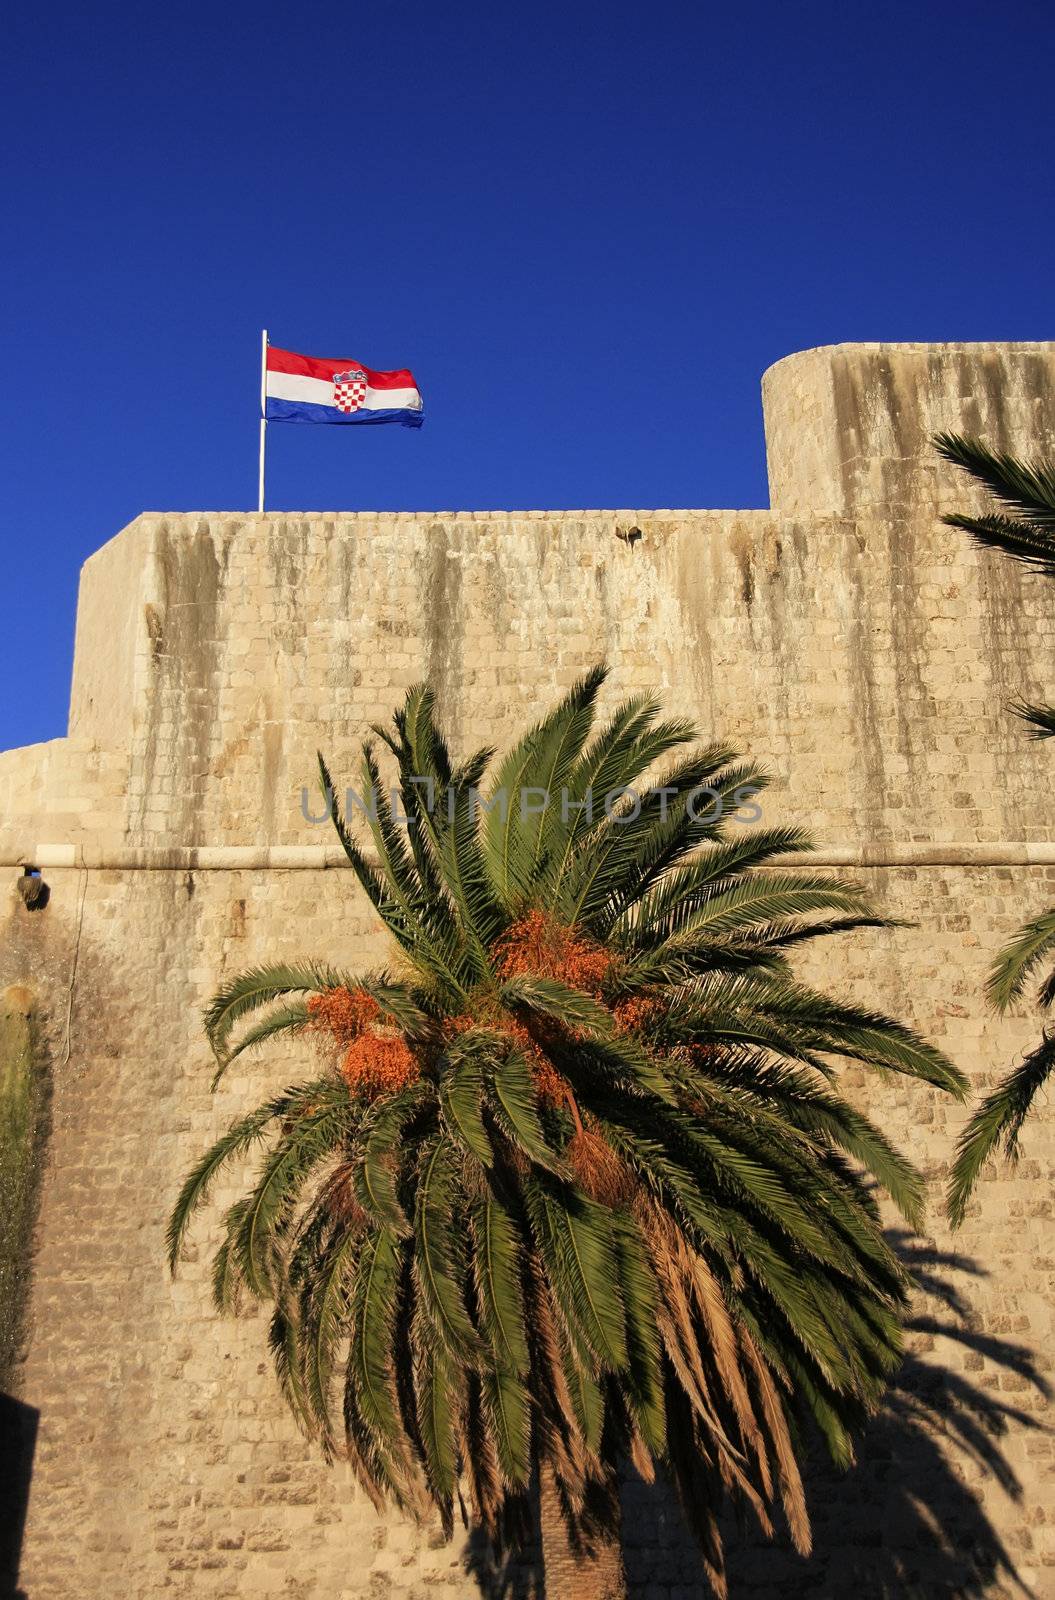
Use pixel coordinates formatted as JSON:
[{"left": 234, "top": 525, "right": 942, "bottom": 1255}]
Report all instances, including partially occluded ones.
[
  {"left": 947, "top": 1032, "right": 1055, "bottom": 1226},
  {"left": 527, "top": 1180, "right": 628, "bottom": 1372},
  {"left": 439, "top": 1047, "right": 494, "bottom": 1167},
  {"left": 401, "top": 683, "right": 455, "bottom": 789},
  {"left": 616, "top": 825, "right": 815, "bottom": 934},
  {"left": 499, "top": 974, "right": 616, "bottom": 1036},
  {"left": 640, "top": 872, "right": 875, "bottom": 946},
  {"left": 210, "top": 1203, "right": 249, "bottom": 1313},
  {"left": 347, "top": 1227, "right": 405, "bottom": 1461},
  {"left": 301, "top": 1226, "right": 361, "bottom": 1449},
  {"left": 704, "top": 1056, "right": 926, "bottom": 1228},
  {"left": 1039, "top": 967, "right": 1055, "bottom": 1009},
  {"left": 415, "top": 1137, "right": 485, "bottom": 1364},
  {"left": 481, "top": 1364, "right": 533, "bottom": 1487},
  {"left": 233, "top": 1104, "right": 350, "bottom": 1297},
  {"left": 545, "top": 695, "right": 675, "bottom": 872},
  {"left": 413, "top": 1333, "right": 459, "bottom": 1522},
  {"left": 936, "top": 432, "right": 1055, "bottom": 1225},
  {"left": 372, "top": 712, "right": 453, "bottom": 921},
  {"left": 587, "top": 757, "right": 767, "bottom": 932},
  {"left": 355, "top": 1085, "right": 430, "bottom": 1233},
  {"left": 209, "top": 1001, "right": 309, "bottom": 1089},
  {"left": 432, "top": 767, "right": 505, "bottom": 975},
  {"left": 1010, "top": 697, "right": 1055, "bottom": 740},
  {"left": 356, "top": 745, "right": 464, "bottom": 990},
  {"left": 471, "top": 1194, "right": 530, "bottom": 1376},
  {"left": 559, "top": 748, "right": 747, "bottom": 929},
  {"left": 204, "top": 961, "right": 349, "bottom": 1064},
  {"left": 483, "top": 664, "right": 609, "bottom": 905},
  {"left": 611, "top": 1214, "right": 665, "bottom": 1454},
  {"left": 561, "top": 1338, "right": 605, "bottom": 1452},
  {"left": 480, "top": 664, "right": 607, "bottom": 908},
  {"left": 566, "top": 708, "right": 694, "bottom": 838},
  {"left": 268, "top": 1296, "right": 313, "bottom": 1436},
  {"left": 986, "top": 905, "right": 1055, "bottom": 1012},
  {"left": 167, "top": 1081, "right": 341, "bottom": 1268},
  {"left": 717, "top": 976, "right": 968, "bottom": 1097},
  {"left": 740, "top": 914, "right": 894, "bottom": 951},
  {"left": 360, "top": 979, "right": 439, "bottom": 1042},
  {"left": 382, "top": 694, "right": 503, "bottom": 982},
  {"left": 934, "top": 432, "right": 1055, "bottom": 545},
  {"left": 489, "top": 1050, "right": 567, "bottom": 1174},
  {"left": 317, "top": 752, "right": 398, "bottom": 915},
  {"left": 942, "top": 511, "right": 1055, "bottom": 576},
  {"left": 564, "top": 1025, "right": 681, "bottom": 1106}
]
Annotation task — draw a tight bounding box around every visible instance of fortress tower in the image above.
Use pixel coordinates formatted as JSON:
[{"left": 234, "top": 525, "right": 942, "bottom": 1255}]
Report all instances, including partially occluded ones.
[{"left": 3, "top": 343, "right": 1055, "bottom": 1596}]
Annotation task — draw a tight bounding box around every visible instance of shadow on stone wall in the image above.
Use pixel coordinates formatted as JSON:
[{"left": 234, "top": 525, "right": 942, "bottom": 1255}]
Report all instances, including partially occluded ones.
[
  {"left": 464, "top": 1529, "right": 542, "bottom": 1600},
  {"left": 0, "top": 1391, "right": 38, "bottom": 1600},
  {"left": 631, "top": 1233, "right": 1046, "bottom": 1599},
  {"left": 0, "top": 976, "right": 53, "bottom": 1600},
  {"left": 465, "top": 1235, "right": 1046, "bottom": 1598},
  {"left": 0, "top": 982, "right": 53, "bottom": 1396}
]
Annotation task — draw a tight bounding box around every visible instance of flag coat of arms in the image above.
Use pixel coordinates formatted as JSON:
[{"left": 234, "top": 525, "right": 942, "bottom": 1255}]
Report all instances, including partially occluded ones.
[{"left": 264, "top": 345, "right": 424, "bottom": 427}]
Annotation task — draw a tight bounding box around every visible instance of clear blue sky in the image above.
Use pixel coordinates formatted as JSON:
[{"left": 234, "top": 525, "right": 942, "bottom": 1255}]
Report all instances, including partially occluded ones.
[{"left": 3, "top": 0, "right": 1053, "bottom": 751}]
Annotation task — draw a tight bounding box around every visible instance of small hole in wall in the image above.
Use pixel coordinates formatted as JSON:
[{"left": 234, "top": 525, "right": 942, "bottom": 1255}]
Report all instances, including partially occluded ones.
[{"left": 18, "top": 867, "right": 50, "bottom": 911}]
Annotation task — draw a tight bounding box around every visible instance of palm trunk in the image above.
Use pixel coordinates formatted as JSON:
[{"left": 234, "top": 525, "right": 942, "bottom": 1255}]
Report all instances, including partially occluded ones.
[{"left": 538, "top": 1460, "right": 627, "bottom": 1600}]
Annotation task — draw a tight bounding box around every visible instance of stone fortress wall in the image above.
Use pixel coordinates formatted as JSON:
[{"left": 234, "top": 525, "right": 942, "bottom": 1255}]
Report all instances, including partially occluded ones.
[{"left": 2, "top": 342, "right": 1055, "bottom": 1597}]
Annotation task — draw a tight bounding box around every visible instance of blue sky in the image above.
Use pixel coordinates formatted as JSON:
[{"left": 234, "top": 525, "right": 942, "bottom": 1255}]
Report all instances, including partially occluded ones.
[{"left": 3, "top": 0, "right": 1053, "bottom": 751}]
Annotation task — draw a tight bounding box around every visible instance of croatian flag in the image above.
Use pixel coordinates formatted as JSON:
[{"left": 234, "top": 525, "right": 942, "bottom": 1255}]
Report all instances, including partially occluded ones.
[{"left": 264, "top": 344, "right": 424, "bottom": 427}]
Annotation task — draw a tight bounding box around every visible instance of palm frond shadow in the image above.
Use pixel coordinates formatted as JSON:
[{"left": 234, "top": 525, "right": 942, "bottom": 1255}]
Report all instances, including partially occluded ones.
[
  {"left": 634, "top": 1233, "right": 1046, "bottom": 1600},
  {"left": 462, "top": 1521, "right": 542, "bottom": 1599}
]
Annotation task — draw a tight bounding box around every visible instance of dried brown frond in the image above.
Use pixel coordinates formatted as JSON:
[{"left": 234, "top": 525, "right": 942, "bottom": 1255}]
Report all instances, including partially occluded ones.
[
  {"left": 646, "top": 1226, "right": 716, "bottom": 1423},
  {"left": 522, "top": 1252, "right": 591, "bottom": 1506},
  {"left": 683, "top": 1234, "right": 760, "bottom": 1449},
  {"left": 738, "top": 1326, "right": 811, "bottom": 1556},
  {"left": 641, "top": 1199, "right": 789, "bottom": 1546},
  {"left": 459, "top": 1374, "right": 505, "bottom": 1541},
  {"left": 627, "top": 1421, "right": 655, "bottom": 1485},
  {"left": 323, "top": 1164, "right": 370, "bottom": 1230},
  {"left": 665, "top": 1386, "right": 729, "bottom": 1600}
]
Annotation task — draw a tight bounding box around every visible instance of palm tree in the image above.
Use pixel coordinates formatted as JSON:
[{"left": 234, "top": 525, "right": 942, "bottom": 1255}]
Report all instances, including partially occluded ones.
[
  {"left": 934, "top": 434, "right": 1055, "bottom": 1225},
  {"left": 169, "top": 668, "right": 966, "bottom": 1598}
]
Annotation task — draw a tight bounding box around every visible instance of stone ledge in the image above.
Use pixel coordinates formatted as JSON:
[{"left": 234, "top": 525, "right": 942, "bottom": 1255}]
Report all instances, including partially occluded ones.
[{"left": 3, "top": 841, "right": 1053, "bottom": 871}]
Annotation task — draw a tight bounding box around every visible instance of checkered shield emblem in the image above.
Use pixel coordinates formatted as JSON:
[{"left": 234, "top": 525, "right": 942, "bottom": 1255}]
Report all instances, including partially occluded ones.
[{"left": 333, "top": 367, "right": 369, "bottom": 414}]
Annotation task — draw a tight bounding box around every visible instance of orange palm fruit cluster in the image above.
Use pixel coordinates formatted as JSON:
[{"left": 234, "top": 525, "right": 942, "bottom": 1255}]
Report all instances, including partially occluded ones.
[
  {"left": 339, "top": 1032, "right": 421, "bottom": 1100},
  {"left": 306, "top": 986, "right": 382, "bottom": 1045},
  {"left": 611, "top": 994, "right": 664, "bottom": 1032},
  {"left": 307, "top": 986, "right": 420, "bottom": 1100},
  {"left": 491, "top": 912, "right": 617, "bottom": 1102},
  {"left": 492, "top": 909, "right": 612, "bottom": 998}
]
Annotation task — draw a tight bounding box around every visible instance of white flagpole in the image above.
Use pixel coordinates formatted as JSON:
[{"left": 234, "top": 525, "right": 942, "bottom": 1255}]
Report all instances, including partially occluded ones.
[{"left": 258, "top": 328, "right": 268, "bottom": 513}]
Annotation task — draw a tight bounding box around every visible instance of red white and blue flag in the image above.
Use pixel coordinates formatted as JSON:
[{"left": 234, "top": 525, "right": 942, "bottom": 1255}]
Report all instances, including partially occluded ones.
[{"left": 264, "top": 344, "right": 424, "bottom": 427}]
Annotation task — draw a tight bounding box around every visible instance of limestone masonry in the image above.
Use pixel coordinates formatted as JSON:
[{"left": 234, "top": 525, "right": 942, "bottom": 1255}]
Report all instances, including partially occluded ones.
[{"left": 2, "top": 343, "right": 1055, "bottom": 1597}]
